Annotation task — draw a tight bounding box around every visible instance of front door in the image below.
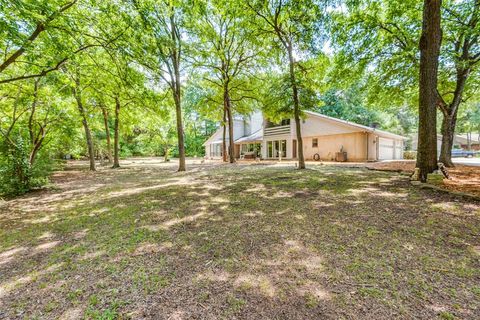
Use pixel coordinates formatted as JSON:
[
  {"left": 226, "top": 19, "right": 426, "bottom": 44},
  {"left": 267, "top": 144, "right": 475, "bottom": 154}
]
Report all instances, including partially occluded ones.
[{"left": 267, "top": 140, "right": 287, "bottom": 159}]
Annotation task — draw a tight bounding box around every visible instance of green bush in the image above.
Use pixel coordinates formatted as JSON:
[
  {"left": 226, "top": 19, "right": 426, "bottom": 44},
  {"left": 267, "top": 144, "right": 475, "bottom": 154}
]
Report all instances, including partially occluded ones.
[{"left": 0, "top": 137, "right": 53, "bottom": 196}]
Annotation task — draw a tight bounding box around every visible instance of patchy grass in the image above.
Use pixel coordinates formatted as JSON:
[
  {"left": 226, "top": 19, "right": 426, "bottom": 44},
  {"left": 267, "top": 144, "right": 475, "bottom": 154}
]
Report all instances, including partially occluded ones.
[{"left": 0, "top": 159, "right": 479, "bottom": 319}]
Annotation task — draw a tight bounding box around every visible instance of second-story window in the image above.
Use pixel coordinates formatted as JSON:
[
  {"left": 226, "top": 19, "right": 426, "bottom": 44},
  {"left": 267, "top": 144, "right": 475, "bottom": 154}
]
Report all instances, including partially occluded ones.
[
  {"left": 312, "top": 138, "right": 318, "bottom": 148},
  {"left": 281, "top": 119, "right": 290, "bottom": 126}
]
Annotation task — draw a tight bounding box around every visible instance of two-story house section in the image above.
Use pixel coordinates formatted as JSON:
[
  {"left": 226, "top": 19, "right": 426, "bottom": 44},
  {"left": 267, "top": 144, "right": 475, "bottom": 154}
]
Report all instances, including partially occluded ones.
[{"left": 204, "top": 110, "right": 407, "bottom": 161}]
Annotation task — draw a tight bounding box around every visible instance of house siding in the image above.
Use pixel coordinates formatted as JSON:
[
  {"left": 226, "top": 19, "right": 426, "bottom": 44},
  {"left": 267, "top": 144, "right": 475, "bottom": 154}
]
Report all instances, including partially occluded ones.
[{"left": 302, "top": 132, "right": 368, "bottom": 161}]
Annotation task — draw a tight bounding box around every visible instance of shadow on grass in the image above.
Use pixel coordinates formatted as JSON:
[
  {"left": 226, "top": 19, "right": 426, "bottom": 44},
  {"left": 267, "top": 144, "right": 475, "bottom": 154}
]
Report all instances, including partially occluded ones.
[{"left": 0, "top": 164, "right": 479, "bottom": 318}]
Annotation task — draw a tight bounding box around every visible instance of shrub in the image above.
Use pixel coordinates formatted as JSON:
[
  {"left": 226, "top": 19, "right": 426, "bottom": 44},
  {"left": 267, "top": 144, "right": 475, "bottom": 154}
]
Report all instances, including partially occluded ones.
[
  {"left": 403, "top": 151, "right": 417, "bottom": 160},
  {"left": 0, "top": 137, "right": 53, "bottom": 196}
]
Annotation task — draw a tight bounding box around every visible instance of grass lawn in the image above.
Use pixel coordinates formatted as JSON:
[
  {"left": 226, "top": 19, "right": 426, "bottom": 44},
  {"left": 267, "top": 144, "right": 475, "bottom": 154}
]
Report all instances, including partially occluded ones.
[{"left": 1, "top": 159, "right": 479, "bottom": 319}]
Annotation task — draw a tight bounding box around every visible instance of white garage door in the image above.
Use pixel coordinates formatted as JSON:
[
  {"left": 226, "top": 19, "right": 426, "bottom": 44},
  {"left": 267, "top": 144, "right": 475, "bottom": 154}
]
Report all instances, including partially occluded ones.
[{"left": 378, "top": 138, "right": 394, "bottom": 160}]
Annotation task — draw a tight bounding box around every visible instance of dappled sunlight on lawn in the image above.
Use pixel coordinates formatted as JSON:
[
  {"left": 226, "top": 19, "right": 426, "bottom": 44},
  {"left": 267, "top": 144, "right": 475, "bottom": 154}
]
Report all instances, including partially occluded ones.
[
  {"left": 0, "top": 161, "right": 479, "bottom": 318},
  {"left": 234, "top": 274, "right": 277, "bottom": 298},
  {"left": 191, "top": 237, "right": 331, "bottom": 306},
  {"left": 34, "top": 240, "right": 61, "bottom": 252},
  {"left": 346, "top": 186, "right": 408, "bottom": 198},
  {"left": 79, "top": 249, "right": 106, "bottom": 261},
  {"left": 134, "top": 242, "right": 173, "bottom": 256},
  {"left": 0, "top": 246, "right": 28, "bottom": 265},
  {"left": 59, "top": 307, "right": 84, "bottom": 320},
  {"left": 106, "top": 176, "right": 194, "bottom": 198},
  {"left": 0, "top": 263, "right": 63, "bottom": 298}
]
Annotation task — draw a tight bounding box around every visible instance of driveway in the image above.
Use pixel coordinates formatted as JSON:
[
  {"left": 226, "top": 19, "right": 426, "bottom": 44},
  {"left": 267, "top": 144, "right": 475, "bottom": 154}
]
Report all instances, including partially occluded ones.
[{"left": 453, "top": 157, "right": 480, "bottom": 166}]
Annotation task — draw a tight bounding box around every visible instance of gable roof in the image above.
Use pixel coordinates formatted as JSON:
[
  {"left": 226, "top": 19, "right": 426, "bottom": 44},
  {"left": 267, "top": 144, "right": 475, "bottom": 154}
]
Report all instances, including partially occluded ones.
[
  {"left": 304, "top": 110, "right": 407, "bottom": 140},
  {"left": 202, "top": 127, "right": 224, "bottom": 146},
  {"left": 235, "top": 129, "right": 263, "bottom": 143}
]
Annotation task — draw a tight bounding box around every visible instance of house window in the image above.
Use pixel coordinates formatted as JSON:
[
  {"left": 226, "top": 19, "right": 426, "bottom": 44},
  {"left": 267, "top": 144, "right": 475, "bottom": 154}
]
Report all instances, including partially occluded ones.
[
  {"left": 211, "top": 144, "right": 222, "bottom": 157},
  {"left": 267, "top": 140, "right": 286, "bottom": 158},
  {"left": 241, "top": 143, "right": 261, "bottom": 154},
  {"left": 281, "top": 119, "right": 290, "bottom": 126},
  {"left": 312, "top": 138, "right": 318, "bottom": 148},
  {"left": 280, "top": 140, "right": 286, "bottom": 157}
]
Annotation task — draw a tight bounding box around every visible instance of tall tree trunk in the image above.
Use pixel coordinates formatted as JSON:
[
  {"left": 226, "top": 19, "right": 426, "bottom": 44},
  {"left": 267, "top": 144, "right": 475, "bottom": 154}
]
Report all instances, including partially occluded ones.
[
  {"left": 438, "top": 68, "right": 469, "bottom": 167},
  {"left": 101, "top": 104, "right": 112, "bottom": 163},
  {"left": 74, "top": 84, "right": 96, "bottom": 171},
  {"left": 112, "top": 96, "right": 121, "bottom": 168},
  {"left": 173, "top": 92, "right": 186, "bottom": 171},
  {"left": 28, "top": 78, "right": 40, "bottom": 145},
  {"left": 416, "top": 0, "right": 442, "bottom": 182},
  {"left": 28, "top": 78, "right": 44, "bottom": 167},
  {"left": 222, "top": 107, "right": 227, "bottom": 162},
  {"left": 287, "top": 43, "right": 305, "bottom": 169},
  {"left": 170, "top": 13, "right": 186, "bottom": 172},
  {"left": 224, "top": 87, "right": 235, "bottom": 163}
]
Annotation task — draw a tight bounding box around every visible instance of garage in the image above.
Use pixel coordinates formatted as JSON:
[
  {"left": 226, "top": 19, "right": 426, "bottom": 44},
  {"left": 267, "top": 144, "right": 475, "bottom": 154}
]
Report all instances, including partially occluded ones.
[{"left": 378, "top": 137, "right": 394, "bottom": 160}]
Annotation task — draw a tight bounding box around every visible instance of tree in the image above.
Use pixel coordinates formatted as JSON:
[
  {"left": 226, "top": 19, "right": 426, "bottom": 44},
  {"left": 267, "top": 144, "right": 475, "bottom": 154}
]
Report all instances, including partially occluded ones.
[
  {"left": 457, "top": 102, "right": 480, "bottom": 149},
  {"left": 0, "top": 74, "right": 74, "bottom": 194},
  {"left": 70, "top": 66, "right": 96, "bottom": 171},
  {"left": 317, "top": 86, "right": 382, "bottom": 127},
  {"left": 333, "top": 0, "right": 480, "bottom": 167},
  {"left": 0, "top": 0, "right": 123, "bottom": 85},
  {"left": 248, "top": 0, "right": 328, "bottom": 169},
  {"left": 130, "top": 0, "right": 187, "bottom": 171},
  {"left": 193, "top": 0, "right": 259, "bottom": 163},
  {"left": 0, "top": 0, "right": 78, "bottom": 80},
  {"left": 416, "top": 0, "right": 442, "bottom": 182},
  {"left": 99, "top": 103, "right": 113, "bottom": 163},
  {"left": 437, "top": 0, "right": 480, "bottom": 166}
]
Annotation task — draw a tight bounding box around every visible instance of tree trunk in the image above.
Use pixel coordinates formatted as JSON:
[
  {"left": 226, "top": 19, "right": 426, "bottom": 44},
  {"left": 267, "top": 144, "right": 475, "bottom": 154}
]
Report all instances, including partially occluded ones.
[
  {"left": 28, "top": 78, "right": 40, "bottom": 145},
  {"left": 287, "top": 43, "right": 305, "bottom": 169},
  {"left": 164, "top": 146, "right": 169, "bottom": 161},
  {"left": 112, "top": 96, "right": 121, "bottom": 168},
  {"left": 222, "top": 107, "right": 227, "bottom": 162},
  {"left": 29, "top": 131, "right": 45, "bottom": 166},
  {"left": 101, "top": 104, "right": 112, "bottom": 163},
  {"left": 74, "top": 86, "right": 96, "bottom": 171},
  {"left": 439, "top": 112, "right": 457, "bottom": 167},
  {"left": 438, "top": 68, "right": 469, "bottom": 167},
  {"left": 28, "top": 78, "right": 44, "bottom": 167},
  {"left": 170, "top": 13, "right": 186, "bottom": 172},
  {"left": 224, "top": 87, "right": 235, "bottom": 163},
  {"left": 173, "top": 92, "right": 186, "bottom": 171},
  {"left": 416, "top": 0, "right": 442, "bottom": 182}
]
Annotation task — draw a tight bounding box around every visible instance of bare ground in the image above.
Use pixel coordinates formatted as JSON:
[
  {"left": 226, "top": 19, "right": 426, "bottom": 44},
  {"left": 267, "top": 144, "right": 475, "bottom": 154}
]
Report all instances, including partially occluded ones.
[
  {"left": 0, "top": 158, "right": 479, "bottom": 319},
  {"left": 363, "top": 160, "right": 480, "bottom": 197}
]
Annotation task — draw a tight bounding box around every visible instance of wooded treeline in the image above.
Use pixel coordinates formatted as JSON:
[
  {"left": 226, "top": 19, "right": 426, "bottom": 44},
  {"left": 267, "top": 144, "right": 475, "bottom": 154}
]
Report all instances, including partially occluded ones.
[{"left": 1, "top": 0, "right": 479, "bottom": 193}]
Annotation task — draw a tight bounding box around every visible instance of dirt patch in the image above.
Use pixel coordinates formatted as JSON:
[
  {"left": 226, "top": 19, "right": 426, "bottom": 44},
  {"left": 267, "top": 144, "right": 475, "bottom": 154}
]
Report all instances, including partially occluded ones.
[{"left": 367, "top": 161, "right": 480, "bottom": 197}]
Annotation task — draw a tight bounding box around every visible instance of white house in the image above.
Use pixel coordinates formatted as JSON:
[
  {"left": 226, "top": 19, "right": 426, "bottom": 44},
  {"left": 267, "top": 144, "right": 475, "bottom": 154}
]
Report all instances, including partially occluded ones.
[{"left": 204, "top": 110, "right": 407, "bottom": 161}]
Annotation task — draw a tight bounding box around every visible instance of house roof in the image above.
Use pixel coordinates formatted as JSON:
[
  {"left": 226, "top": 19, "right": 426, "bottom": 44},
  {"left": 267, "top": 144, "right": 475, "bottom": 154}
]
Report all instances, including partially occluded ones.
[
  {"left": 235, "top": 129, "right": 263, "bottom": 143},
  {"left": 457, "top": 133, "right": 480, "bottom": 144},
  {"left": 410, "top": 133, "right": 480, "bottom": 144},
  {"left": 304, "top": 110, "right": 408, "bottom": 140}
]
